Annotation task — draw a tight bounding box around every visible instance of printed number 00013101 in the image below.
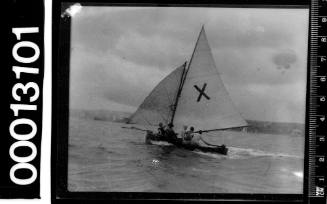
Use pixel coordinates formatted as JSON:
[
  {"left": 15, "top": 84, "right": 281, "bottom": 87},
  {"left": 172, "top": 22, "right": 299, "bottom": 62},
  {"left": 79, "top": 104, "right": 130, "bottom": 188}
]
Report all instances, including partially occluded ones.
[{"left": 9, "top": 27, "right": 40, "bottom": 185}]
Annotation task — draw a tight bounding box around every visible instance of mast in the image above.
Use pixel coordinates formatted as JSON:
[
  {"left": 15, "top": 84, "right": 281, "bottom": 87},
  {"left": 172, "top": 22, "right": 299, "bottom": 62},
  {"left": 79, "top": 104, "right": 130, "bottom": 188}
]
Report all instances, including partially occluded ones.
[
  {"left": 169, "top": 61, "right": 187, "bottom": 124},
  {"left": 170, "top": 25, "right": 205, "bottom": 125}
]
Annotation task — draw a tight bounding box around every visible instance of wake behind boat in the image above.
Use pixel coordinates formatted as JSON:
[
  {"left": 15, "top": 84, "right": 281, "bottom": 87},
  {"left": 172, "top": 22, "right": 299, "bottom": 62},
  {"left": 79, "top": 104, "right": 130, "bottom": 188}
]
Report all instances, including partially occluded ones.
[{"left": 126, "top": 26, "right": 248, "bottom": 155}]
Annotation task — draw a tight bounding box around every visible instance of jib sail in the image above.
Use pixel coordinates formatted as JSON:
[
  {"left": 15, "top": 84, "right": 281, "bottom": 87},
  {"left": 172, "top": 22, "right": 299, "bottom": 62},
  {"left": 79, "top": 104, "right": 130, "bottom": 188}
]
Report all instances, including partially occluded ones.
[{"left": 128, "top": 63, "right": 186, "bottom": 126}]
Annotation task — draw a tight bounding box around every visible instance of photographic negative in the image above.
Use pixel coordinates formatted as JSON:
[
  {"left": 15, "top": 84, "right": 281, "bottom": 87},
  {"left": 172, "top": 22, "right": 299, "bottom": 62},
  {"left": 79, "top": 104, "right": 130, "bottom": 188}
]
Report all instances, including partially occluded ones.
[
  {"left": 51, "top": 2, "right": 315, "bottom": 202},
  {"left": 64, "top": 5, "right": 308, "bottom": 194}
]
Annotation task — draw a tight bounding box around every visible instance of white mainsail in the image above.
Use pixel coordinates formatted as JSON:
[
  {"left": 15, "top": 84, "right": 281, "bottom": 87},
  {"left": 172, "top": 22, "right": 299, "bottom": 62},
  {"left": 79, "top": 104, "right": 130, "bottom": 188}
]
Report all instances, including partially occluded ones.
[
  {"left": 128, "top": 63, "right": 186, "bottom": 126},
  {"left": 129, "top": 26, "right": 247, "bottom": 131},
  {"left": 173, "top": 27, "right": 248, "bottom": 131}
]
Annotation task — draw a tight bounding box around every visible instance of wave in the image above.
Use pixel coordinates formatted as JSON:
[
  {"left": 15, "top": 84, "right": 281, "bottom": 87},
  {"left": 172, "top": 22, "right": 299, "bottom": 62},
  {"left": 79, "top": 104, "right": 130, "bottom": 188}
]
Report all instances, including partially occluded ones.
[
  {"left": 193, "top": 150, "right": 227, "bottom": 159},
  {"left": 95, "top": 139, "right": 302, "bottom": 160},
  {"left": 228, "top": 146, "right": 302, "bottom": 159},
  {"left": 94, "top": 143, "right": 127, "bottom": 156},
  {"left": 150, "top": 141, "right": 174, "bottom": 146},
  {"left": 192, "top": 146, "right": 302, "bottom": 160}
]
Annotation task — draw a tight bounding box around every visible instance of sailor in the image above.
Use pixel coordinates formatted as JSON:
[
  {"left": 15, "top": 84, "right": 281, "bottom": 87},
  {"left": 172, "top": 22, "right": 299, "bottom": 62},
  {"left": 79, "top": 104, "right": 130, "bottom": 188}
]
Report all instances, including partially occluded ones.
[
  {"left": 180, "top": 125, "right": 188, "bottom": 140},
  {"left": 182, "top": 126, "right": 195, "bottom": 145},
  {"left": 165, "top": 123, "right": 178, "bottom": 143},
  {"left": 175, "top": 125, "right": 187, "bottom": 144},
  {"left": 157, "top": 122, "right": 166, "bottom": 137},
  {"left": 190, "top": 129, "right": 217, "bottom": 148}
]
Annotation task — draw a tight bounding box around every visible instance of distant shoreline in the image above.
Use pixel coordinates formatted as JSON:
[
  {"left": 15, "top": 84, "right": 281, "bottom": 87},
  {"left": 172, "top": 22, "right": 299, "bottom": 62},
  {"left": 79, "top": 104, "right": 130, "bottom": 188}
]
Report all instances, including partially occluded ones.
[{"left": 69, "top": 109, "right": 305, "bottom": 136}]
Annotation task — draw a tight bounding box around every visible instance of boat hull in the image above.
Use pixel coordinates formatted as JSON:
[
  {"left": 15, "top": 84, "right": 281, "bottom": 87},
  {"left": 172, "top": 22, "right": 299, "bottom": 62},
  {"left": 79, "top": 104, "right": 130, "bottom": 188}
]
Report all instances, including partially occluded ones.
[{"left": 145, "top": 131, "right": 228, "bottom": 155}]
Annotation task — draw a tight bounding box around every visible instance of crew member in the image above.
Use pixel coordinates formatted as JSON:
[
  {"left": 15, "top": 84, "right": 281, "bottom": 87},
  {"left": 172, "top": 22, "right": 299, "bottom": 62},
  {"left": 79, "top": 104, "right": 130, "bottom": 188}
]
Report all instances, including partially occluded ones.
[
  {"left": 166, "top": 123, "right": 178, "bottom": 143},
  {"left": 180, "top": 125, "right": 188, "bottom": 140},
  {"left": 182, "top": 126, "right": 195, "bottom": 145},
  {"left": 190, "top": 129, "right": 216, "bottom": 147},
  {"left": 157, "top": 123, "right": 166, "bottom": 136}
]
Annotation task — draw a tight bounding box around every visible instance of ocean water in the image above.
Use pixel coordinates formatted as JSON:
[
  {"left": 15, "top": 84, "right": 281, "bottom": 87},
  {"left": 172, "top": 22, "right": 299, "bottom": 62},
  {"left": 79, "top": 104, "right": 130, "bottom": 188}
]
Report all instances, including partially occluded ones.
[{"left": 68, "top": 117, "right": 304, "bottom": 193}]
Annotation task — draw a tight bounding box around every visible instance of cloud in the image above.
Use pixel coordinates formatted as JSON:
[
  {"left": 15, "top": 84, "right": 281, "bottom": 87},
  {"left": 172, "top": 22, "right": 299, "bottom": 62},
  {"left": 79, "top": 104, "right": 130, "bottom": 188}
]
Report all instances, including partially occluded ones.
[
  {"left": 69, "top": 7, "right": 309, "bottom": 123},
  {"left": 70, "top": 47, "right": 176, "bottom": 109},
  {"left": 71, "top": 7, "right": 307, "bottom": 70},
  {"left": 228, "top": 82, "right": 306, "bottom": 123},
  {"left": 113, "top": 32, "right": 188, "bottom": 69},
  {"left": 213, "top": 47, "right": 306, "bottom": 88}
]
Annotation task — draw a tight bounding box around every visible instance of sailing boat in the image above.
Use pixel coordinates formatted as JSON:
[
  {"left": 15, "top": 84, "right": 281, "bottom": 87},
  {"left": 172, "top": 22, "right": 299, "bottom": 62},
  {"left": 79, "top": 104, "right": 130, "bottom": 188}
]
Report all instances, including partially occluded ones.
[{"left": 127, "top": 26, "right": 248, "bottom": 155}]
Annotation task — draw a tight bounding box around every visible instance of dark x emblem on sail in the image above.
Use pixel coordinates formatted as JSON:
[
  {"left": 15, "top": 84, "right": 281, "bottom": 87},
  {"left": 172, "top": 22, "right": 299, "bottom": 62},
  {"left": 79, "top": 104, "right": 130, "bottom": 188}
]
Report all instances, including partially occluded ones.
[{"left": 194, "top": 83, "right": 210, "bottom": 102}]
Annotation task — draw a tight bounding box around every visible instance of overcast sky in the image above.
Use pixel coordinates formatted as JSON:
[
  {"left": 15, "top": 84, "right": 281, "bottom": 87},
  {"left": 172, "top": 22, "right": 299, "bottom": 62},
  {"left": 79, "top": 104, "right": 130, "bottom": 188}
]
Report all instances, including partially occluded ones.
[{"left": 69, "top": 6, "right": 309, "bottom": 123}]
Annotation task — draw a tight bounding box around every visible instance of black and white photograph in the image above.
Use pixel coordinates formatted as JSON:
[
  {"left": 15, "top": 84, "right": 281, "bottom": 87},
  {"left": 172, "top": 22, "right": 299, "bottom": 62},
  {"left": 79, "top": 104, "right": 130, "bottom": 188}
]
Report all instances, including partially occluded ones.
[{"left": 66, "top": 5, "right": 308, "bottom": 194}]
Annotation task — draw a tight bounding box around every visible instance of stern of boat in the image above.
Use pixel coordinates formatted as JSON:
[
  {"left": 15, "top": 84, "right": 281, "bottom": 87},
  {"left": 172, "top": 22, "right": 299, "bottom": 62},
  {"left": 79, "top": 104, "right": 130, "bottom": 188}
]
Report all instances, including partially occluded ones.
[{"left": 221, "top": 144, "right": 228, "bottom": 155}]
